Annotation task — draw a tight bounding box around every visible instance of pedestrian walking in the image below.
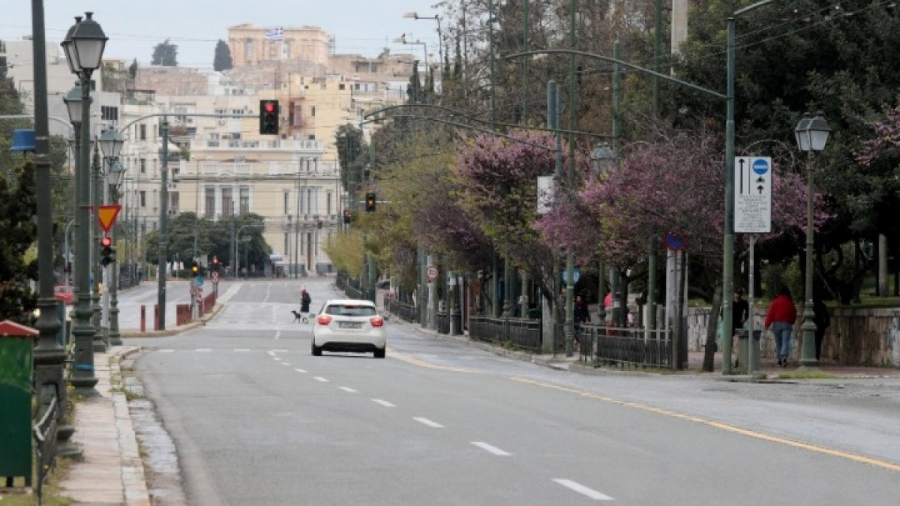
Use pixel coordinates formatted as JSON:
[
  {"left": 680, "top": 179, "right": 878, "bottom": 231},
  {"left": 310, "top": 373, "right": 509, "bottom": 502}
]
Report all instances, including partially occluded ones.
[
  {"left": 574, "top": 295, "right": 591, "bottom": 343},
  {"left": 764, "top": 286, "right": 798, "bottom": 367},
  {"left": 300, "top": 287, "right": 312, "bottom": 323},
  {"left": 813, "top": 295, "right": 830, "bottom": 361},
  {"left": 731, "top": 288, "right": 750, "bottom": 367}
]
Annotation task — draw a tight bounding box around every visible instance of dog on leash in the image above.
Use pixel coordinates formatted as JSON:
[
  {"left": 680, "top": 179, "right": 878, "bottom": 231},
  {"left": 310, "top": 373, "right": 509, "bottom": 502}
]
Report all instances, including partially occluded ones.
[{"left": 291, "top": 310, "right": 309, "bottom": 323}]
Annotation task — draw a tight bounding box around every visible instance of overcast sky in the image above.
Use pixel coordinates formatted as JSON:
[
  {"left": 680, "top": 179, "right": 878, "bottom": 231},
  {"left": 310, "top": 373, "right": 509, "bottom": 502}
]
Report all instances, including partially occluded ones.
[{"left": 2, "top": 0, "right": 444, "bottom": 68}]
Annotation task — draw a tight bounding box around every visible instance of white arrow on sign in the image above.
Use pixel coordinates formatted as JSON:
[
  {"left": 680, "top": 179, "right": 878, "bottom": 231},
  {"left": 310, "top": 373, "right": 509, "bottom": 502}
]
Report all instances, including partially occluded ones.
[{"left": 734, "top": 156, "right": 772, "bottom": 234}]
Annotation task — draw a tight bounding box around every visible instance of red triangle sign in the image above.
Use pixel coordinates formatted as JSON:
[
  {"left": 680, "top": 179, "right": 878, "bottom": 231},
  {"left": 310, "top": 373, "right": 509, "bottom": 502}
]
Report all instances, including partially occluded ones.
[{"left": 97, "top": 205, "right": 121, "bottom": 233}]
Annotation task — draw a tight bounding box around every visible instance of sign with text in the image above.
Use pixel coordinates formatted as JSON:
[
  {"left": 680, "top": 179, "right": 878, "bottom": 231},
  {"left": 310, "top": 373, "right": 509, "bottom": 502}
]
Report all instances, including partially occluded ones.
[{"left": 734, "top": 156, "right": 772, "bottom": 234}]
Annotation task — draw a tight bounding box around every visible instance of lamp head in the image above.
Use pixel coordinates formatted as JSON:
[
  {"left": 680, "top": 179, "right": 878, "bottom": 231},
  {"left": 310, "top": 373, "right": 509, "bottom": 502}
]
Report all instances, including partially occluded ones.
[
  {"left": 61, "top": 16, "right": 83, "bottom": 74},
  {"left": 98, "top": 129, "right": 125, "bottom": 160},
  {"left": 403, "top": 11, "right": 419, "bottom": 19},
  {"left": 70, "top": 12, "right": 108, "bottom": 74},
  {"left": 108, "top": 160, "right": 126, "bottom": 188},
  {"left": 63, "top": 82, "right": 84, "bottom": 124}
]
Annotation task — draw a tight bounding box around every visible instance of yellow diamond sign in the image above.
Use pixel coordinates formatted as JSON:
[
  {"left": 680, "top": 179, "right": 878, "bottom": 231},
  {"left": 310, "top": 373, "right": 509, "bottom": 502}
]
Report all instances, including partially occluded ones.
[{"left": 97, "top": 205, "right": 121, "bottom": 233}]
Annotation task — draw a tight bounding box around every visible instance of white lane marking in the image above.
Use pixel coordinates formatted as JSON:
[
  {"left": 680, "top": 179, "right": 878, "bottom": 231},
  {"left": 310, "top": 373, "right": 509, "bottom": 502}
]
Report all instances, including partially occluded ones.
[
  {"left": 553, "top": 479, "right": 613, "bottom": 501},
  {"left": 471, "top": 442, "right": 511, "bottom": 456},
  {"left": 267, "top": 349, "right": 288, "bottom": 356},
  {"left": 234, "top": 348, "right": 251, "bottom": 352},
  {"left": 294, "top": 368, "right": 307, "bottom": 373},
  {"left": 339, "top": 387, "right": 357, "bottom": 393},
  {"left": 274, "top": 330, "right": 281, "bottom": 340},
  {"left": 273, "top": 357, "right": 282, "bottom": 361},
  {"left": 281, "top": 362, "right": 291, "bottom": 366},
  {"left": 413, "top": 417, "right": 444, "bottom": 428},
  {"left": 313, "top": 377, "right": 329, "bottom": 383},
  {"left": 196, "top": 348, "right": 211, "bottom": 352},
  {"left": 158, "top": 349, "right": 174, "bottom": 353},
  {"left": 372, "top": 399, "right": 395, "bottom": 407}
]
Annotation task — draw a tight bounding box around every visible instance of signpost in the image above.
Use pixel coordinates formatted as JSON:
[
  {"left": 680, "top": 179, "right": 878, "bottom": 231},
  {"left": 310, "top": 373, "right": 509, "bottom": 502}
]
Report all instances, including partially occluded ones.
[
  {"left": 734, "top": 156, "right": 771, "bottom": 375},
  {"left": 734, "top": 156, "right": 772, "bottom": 234},
  {"left": 426, "top": 265, "right": 438, "bottom": 282}
]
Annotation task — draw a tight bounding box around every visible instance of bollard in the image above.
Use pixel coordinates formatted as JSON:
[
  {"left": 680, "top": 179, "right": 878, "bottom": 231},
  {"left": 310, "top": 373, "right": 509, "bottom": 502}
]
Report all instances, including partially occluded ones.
[
  {"left": 154, "top": 304, "right": 159, "bottom": 331},
  {"left": 140, "top": 305, "right": 146, "bottom": 332},
  {"left": 0, "top": 320, "right": 37, "bottom": 486}
]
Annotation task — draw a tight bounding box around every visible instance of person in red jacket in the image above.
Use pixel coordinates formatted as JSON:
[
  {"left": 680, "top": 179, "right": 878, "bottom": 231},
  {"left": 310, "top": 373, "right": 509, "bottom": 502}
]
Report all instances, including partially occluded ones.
[{"left": 765, "top": 285, "right": 798, "bottom": 367}]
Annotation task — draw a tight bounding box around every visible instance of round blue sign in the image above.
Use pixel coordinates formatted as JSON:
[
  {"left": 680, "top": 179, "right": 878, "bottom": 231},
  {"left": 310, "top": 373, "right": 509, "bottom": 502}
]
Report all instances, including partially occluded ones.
[
  {"left": 752, "top": 158, "right": 769, "bottom": 175},
  {"left": 664, "top": 231, "right": 687, "bottom": 251}
]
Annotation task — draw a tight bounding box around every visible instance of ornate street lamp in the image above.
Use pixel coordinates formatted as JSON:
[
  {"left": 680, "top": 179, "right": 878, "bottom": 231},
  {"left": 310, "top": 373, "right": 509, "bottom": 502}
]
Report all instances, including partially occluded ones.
[
  {"left": 794, "top": 112, "right": 830, "bottom": 369},
  {"left": 99, "top": 130, "right": 126, "bottom": 346},
  {"left": 62, "top": 11, "right": 108, "bottom": 389}
]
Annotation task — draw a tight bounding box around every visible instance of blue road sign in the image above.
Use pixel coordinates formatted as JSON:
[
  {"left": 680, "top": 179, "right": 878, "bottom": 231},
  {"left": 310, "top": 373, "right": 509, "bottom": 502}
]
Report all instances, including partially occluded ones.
[{"left": 562, "top": 268, "right": 580, "bottom": 285}]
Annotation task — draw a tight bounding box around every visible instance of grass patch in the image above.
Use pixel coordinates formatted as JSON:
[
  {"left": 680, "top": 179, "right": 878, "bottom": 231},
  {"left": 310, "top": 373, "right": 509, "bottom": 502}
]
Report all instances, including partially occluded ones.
[
  {"left": 0, "top": 453, "right": 75, "bottom": 506},
  {"left": 775, "top": 370, "right": 836, "bottom": 380}
]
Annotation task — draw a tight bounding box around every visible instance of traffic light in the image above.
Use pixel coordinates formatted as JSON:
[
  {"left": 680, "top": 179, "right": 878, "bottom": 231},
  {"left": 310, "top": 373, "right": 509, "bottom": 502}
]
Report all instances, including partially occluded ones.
[
  {"left": 100, "top": 236, "right": 115, "bottom": 266},
  {"left": 191, "top": 262, "right": 200, "bottom": 277},
  {"left": 365, "top": 192, "right": 376, "bottom": 212},
  {"left": 259, "top": 100, "right": 279, "bottom": 135},
  {"left": 212, "top": 256, "right": 219, "bottom": 271}
]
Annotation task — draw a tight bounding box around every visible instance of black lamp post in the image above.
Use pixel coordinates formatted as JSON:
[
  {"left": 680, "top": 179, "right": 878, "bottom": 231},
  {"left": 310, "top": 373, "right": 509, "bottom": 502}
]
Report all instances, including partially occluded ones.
[
  {"left": 99, "top": 130, "right": 125, "bottom": 345},
  {"left": 62, "top": 11, "right": 107, "bottom": 389},
  {"left": 30, "top": 0, "right": 68, "bottom": 426},
  {"left": 794, "top": 112, "right": 830, "bottom": 369}
]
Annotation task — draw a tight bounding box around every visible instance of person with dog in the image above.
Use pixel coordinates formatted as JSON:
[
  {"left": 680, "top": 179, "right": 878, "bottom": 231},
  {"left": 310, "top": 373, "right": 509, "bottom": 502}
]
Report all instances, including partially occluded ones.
[{"left": 300, "top": 287, "right": 312, "bottom": 323}]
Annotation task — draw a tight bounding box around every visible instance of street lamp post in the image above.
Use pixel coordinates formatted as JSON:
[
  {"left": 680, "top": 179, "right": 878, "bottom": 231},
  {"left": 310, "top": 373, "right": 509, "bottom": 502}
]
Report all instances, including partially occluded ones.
[
  {"left": 62, "top": 11, "right": 108, "bottom": 389},
  {"left": 395, "top": 34, "right": 428, "bottom": 70},
  {"left": 99, "top": 129, "right": 125, "bottom": 345},
  {"left": 403, "top": 11, "right": 442, "bottom": 69},
  {"left": 30, "top": 0, "right": 68, "bottom": 423},
  {"left": 722, "top": 0, "right": 776, "bottom": 374},
  {"left": 794, "top": 112, "right": 830, "bottom": 369}
]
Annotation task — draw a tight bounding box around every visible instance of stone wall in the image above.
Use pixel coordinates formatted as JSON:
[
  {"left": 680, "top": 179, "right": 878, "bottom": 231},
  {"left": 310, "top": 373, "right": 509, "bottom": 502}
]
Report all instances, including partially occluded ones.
[{"left": 686, "top": 306, "right": 900, "bottom": 367}]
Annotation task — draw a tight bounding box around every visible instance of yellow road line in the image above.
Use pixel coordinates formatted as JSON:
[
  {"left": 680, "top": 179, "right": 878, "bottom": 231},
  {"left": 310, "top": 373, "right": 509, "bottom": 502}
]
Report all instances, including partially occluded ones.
[
  {"left": 391, "top": 350, "right": 481, "bottom": 373},
  {"left": 511, "top": 376, "right": 900, "bottom": 473}
]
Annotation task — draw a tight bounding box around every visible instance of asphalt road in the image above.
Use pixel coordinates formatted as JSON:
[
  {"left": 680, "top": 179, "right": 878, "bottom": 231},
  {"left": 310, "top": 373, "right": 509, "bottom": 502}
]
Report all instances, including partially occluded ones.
[{"left": 126, "top": 277, "right": 900, "bottom": 505}]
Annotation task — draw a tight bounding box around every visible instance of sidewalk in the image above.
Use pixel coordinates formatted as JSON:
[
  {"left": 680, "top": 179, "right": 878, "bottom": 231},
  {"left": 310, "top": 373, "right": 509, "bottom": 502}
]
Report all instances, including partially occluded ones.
[{"left": 58, "top": 346, "right": 150, "bottom": 506}]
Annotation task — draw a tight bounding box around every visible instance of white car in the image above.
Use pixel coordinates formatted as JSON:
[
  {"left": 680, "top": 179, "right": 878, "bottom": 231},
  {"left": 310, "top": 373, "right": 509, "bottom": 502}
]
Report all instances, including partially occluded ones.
[{"left": 311, "top": 299, "right": 386, "bottom": 358}]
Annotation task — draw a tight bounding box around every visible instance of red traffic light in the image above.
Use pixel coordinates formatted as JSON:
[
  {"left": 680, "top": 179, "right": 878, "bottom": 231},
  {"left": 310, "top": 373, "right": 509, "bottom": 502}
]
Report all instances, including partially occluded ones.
[
  {"left": 264, "top": 102, "right": 275, "bottom": 113},
  {"left": 100, "top": 236, "right": 112, "bottom": 247}
]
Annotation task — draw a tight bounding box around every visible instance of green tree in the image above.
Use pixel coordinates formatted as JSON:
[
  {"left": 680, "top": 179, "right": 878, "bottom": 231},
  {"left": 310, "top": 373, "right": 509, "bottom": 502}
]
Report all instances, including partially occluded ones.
[
  {"left": 335, "top": 124, "right": 367, "bottom": 193},
  {"left": 0, "top": 161, "right": 38, "bottom": 323},
  {"left": 151, "top": 39, "right": 179, "bottom": 66},
  {"left": 213, "top": 40, "right": 233, "bottom": 71},
  {"left": 128, "top": 59, "right": 138, "bottom": 80}
]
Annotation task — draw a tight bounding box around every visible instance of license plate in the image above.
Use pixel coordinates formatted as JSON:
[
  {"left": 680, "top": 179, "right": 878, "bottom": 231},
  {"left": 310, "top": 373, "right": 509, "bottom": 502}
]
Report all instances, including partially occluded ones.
[{"left": 339, "top": 322, "right": 362, "bottom": 329}]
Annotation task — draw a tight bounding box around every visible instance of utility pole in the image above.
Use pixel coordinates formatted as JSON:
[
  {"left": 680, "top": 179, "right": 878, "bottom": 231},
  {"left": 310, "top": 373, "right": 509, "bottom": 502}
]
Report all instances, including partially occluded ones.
[{"left": 157, "top": 117, "right": 169, "bottom": 330}]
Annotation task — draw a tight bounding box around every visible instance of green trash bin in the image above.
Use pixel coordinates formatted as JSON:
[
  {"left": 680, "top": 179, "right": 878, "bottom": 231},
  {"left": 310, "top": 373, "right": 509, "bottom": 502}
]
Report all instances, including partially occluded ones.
[{"left": 0, "top": 320, "right": 36, "bottom": 486}]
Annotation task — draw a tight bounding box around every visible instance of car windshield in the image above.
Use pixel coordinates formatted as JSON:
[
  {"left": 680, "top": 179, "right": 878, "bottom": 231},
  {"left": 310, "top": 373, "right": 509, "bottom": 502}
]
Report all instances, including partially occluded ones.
[{"left": 325, "top": 304, "right": 377, "bottom": 317}]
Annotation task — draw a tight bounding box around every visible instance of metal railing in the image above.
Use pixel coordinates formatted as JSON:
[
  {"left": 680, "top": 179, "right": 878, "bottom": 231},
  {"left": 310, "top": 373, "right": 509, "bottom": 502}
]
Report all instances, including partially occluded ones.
[
  {"left": 469, "top": 316, "right": 542, "bottom": 352},
  {"left": 335, "top": 272, "right": 363, "bottom": 299},
  {"left": 33, "top": 385, "right": 59, "bottom": 498},
  {"left": 384, "top": 298, "right": 418, "bottom": 323},
  {"left": 576, "top": 323, "right": 673, "bottom": 369}
]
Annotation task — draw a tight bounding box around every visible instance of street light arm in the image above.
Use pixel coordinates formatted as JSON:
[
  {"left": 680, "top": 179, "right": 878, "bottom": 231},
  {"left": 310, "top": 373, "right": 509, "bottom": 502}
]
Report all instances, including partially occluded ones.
[
  {"left": 389, "top": 114, "right": 557, "bottom": 152},
  {"left": 505, "top": 49, "right": 725, "bottom": 100}
]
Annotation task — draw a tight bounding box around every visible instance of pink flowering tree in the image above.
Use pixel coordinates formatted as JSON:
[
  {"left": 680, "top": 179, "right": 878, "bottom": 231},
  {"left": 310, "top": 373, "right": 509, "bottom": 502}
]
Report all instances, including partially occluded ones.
[{"left": 454, "top": 130, "right": 591, "bottom": 307}]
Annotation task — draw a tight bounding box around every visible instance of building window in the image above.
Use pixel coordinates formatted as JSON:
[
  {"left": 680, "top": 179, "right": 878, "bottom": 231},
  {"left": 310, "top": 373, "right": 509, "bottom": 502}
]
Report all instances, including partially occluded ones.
[
  {"left": 139, "top": 158, "right": 146, "bottom": 174},
  {"left": 240, "top": 186, "right": 250, "bottom": 214},
  {"left": 139, "top": 191, "right": 146, "bottom": 207},
  {"left": 205, "top": 187, "right": 215, "bottom": 218},
  {"left": 326, "top": 192, "right": 332, "bottom": 216},
  {"left": 139, "top": 124, "right": 147, "bottom": 140},
  {"left": 101, "top": 105, "right": 119, "bottom": 122},
  {"left": 283, "top": 190, "right": 290, "bottom": 215},
  {"left": 222, "top": 188, "right": 233, "bottom": 216},
  {"left": 245, "top": 40, "right": 254, "bottom": 61},
  {"left": 310, "top": 106, "right": 316, "bottom": 117}
]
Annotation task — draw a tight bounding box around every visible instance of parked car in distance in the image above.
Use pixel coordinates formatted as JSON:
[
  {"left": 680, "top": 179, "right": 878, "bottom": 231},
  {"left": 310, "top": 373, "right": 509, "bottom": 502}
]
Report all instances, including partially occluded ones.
[
  {"left": 311, "top": 299, "right": 386, "bottom": 358},
  {"left": 54, "top": 285, "right": 75, "bottom": 305}
]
